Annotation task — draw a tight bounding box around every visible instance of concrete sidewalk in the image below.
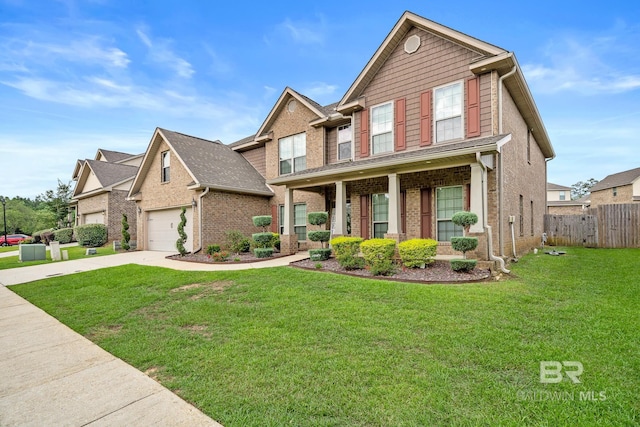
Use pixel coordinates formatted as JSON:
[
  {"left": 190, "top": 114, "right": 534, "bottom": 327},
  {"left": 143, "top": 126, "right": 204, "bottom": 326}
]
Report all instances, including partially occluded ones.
[
  {"left": 0, "top": 285, "right": 221, "bottom": 426},
  {"left": 0, "top": 250, "right": 309, "bottom": 426}
]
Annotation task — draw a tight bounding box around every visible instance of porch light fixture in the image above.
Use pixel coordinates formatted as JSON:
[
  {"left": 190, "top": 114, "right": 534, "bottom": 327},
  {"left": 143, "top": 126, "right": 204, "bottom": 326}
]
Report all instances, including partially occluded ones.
[
  {"left": 138, "top": 207, "right": 142, "bottom": 214},
  {"left": 191, "top": 198, "right": 197, "bottom": 208}
]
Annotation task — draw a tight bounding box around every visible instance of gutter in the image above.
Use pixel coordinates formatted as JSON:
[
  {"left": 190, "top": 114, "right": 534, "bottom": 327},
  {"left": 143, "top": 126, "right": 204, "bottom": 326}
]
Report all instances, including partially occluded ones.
[
  {"left": 194, "top": 187, "right": 210, "bottom": 254},
  {"left": 498, "top": 65, "right": 517, "bottom": 257},
  {"left": 476, "top": 152, "right": 510, "bottom": 274}
]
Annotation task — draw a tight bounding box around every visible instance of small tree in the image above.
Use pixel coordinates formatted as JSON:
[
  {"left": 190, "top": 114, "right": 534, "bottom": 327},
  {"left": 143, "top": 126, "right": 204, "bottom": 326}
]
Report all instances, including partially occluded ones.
[
  {"left": 121, "top": 213, "right": 130, "bottom": 251},
  {"left": 307, "top": 211, "right": 331, "bottom": 261},
  {"left": 252, "top": 215, "right": 273, "bottom": 258},
  {"left": 450, "top": 211, "right": 478, "bottom": 272},
  {"left": 176, "top": 207, "right": 187, "bottom": 256}
]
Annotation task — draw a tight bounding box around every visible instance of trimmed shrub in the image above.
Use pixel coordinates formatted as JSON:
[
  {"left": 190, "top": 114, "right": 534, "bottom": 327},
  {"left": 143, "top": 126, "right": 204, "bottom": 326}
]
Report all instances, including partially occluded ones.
[
  {"left": 330, "top": 236, "right": 364, "bottom": 270},
  {"left": 360, "top": 238, "right": 397, "bottom": 276},
  {"left": 308, "top": 212, "right": 328, "bottom": 226},
  {"left": 271, "top": 233, "right": 280, "bottom": 251},
  {"left": 225, "top": 230, "right": 251, "bottom": 253},
  {"left": 451, "top": 211, "right": 479, "bottom": 230},
  {"left": 33, "top": 228, "right": 55, "bottom": 244},
  {"left": 309, "top": 248, "right": 332, "bottom": 261},
  {"left": 206, "top": 244, "right": 221, "bottom": 255},
  {"left": 252, "top": 232, "right": 273, "bottom": 248},
  {"left": 252, "top": 215, "right": 272, "bottom": 230},
  {"left": 307, "top": 231, "right": 331, "bottom": 243},
  {"left": 450, "top": 237, "right": 479, "bottom": 257},
  {"left": 254, "top": 247, "right": 274, "bottom": 258},
  {"left": 211, "top": 251, "right": 230, "bottom": 262},
  {"left": 75, "top": 224, "right": 107, "bottom": 247},
  {"left": 398, "top": 238, "right": 438, "bottom": 268},
  {"left": 53, "top": 227, "right": 74, "bottom": 244},
  {"left": 450, "top": 259, "right": 477, "bottom": 272},
  {"left": 176, "top": 207, "right": 187, "bottom": 256},
  {"left": 121, "top": 214, "right": 130, "bottom": 250}
]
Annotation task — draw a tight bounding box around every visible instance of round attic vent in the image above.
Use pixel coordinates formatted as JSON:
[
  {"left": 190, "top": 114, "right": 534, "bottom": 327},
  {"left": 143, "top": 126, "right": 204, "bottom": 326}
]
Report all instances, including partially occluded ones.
[
  {"left": 287, "top": 99, "right": 297, "bottom": 113},
  {"left": 404, "top": 34, "right": 421, "bottom": 54}
]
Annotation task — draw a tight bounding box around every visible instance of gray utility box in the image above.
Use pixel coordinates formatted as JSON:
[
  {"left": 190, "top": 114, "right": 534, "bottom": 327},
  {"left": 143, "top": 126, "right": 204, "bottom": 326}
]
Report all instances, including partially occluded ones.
[{"left": 19, "top": 244, "right": 47, "bottom": 262}]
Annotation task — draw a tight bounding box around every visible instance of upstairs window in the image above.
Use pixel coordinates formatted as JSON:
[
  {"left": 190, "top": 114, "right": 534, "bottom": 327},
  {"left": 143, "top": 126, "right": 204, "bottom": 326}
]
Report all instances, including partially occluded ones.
[
  {"left": 337, "top": 124, "right": 352, "bottom": 160},
  {"left": 559, "top": 191, "right": 566, "bottom": 201},
  {"left": 279, "top": 133, "right": 306, "bottom": 175},
  {"left": 371, "top": 102, "right": 393, "bottom": 155},
  {"left": 161, "top": 151, "right": 170, "bottom": 182},
  {"left": 434, "top": 82, "right": 463, "bottom": 142}
]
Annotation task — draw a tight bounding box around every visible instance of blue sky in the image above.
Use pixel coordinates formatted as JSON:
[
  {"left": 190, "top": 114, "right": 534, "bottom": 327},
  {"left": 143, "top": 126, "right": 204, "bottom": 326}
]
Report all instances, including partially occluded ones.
[{"left": 1, "top": 1, "right": 639, "bottom": 198}]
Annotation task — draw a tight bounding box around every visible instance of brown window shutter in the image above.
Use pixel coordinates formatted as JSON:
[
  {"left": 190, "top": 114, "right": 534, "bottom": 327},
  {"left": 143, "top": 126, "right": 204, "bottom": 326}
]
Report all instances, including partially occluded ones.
[
  {"left": 395, "top": 98, "right": 406, "bottom": 151},
  {"left": 466, "top": 77, "right": 481, "bottom": 138},
  {"left": 271, "top": 204, "right": 278, "bottom": 233},
  {"left": 465, "top": 184, "right": 471, "bottom": 212},
  {"left": 420, "top": 91, "right": 432, "bottom": 146},
  {"left": 360, "top": 195, "right": 369, "bottom": 239},
  {"left": 420, "top": 188, "right": 432, "bottom": 238},
  {"left": 360, "top": 109, "right": 370, "bottom": 157}
]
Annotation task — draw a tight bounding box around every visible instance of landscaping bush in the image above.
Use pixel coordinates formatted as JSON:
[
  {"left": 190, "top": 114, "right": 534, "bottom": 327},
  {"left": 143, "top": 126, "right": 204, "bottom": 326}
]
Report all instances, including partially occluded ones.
[
  {"left": 308, "top": 212, "right": 328, "bottom": 226},
  {"left": 176, "top": 207, "right": 187, "bottom": 256},
  {"left": 309, "top": 248, "right": 332, "bottom": 261},
  {"left": 450, "top": 236, "right": 479, "bottom": 255},
  {"left": 211, "top": 251, "right": 230, "bottom": 262},
  {"left": 121, "top": 214, "right": 130, "bottom": 250},
  {"left": 451, "top": 211, "right": 479, "bottom": 230},
  {"left": 32, "top": 228, "right": 54, "bottom": 243},
  {"left": 360, "top": 238, "right": 397, "bottom": 276},
  {"left": 53, "top": 227, "right": 74, "bottom": 244},
  {"left": 307, "top": 230, "right": 331, "bottom": 243},
  {"left": 330, "top": 236, "right": 364, "bottom": 270},
  {"left": 271, "top": 233, "right": 280, "bottom": 251},
  {"left": 225, "top": 230, "right": 251, "bottom": 253},
  {"left": 74, "top": 224, "right": 108, "bottom": 247},
  {"left": 252, "top": 232, "right": 273, "bottom": 248},
  {"left": 450, "top": 259, "right": 477, "bottom": 272},
  {"left": 206, "top": 244, "right": 221, "bottom": 255},
  {"left": 254, "top": 247, "right": 274, "bottom": 258},
  {"left": 398, "top": 238, "right": 438, "bottom": 268},
  {"left": 252, "top": 215, "right": 272, "bottom": 231}
]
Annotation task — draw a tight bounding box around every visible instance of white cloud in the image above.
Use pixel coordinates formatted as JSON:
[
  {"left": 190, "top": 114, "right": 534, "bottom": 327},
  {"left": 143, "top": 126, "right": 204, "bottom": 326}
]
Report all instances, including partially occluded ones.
[
  {"left": 302, "top": 82, "right": 339, "bottom": 100},
  {"left": 275, "top": 16, "right": 326, "bottom": 45},
  {"left": 522, "top": 27, "right": 640, "bottom": 95},
  {"left": 136, "top": 27, "right": 194, "bottom": 79}
]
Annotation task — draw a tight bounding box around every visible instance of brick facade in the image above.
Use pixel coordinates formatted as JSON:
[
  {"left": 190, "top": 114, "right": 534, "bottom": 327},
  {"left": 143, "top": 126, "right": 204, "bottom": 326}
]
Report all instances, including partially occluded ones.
[
  {"left": 590, "top": 185, "right": 633, "bottom": 206},
  {"left": 76, "top": 190, "right": 137, "bottom": 243}
]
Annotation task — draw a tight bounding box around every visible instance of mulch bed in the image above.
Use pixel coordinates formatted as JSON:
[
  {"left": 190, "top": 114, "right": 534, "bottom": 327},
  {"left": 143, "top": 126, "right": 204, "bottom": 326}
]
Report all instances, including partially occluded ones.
[
  {"left": 167, "top": 252, "right": 492, "bottom": 284},
  {"left": 291, "top": 258, "right": 492, "bottom": 284}
]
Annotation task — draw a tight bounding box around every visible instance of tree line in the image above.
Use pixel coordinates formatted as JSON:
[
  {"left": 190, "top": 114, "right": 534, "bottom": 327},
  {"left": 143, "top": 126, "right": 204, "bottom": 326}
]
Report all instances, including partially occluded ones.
[{"left": 1, "top": 180, "right": 73, "bottom": 236}]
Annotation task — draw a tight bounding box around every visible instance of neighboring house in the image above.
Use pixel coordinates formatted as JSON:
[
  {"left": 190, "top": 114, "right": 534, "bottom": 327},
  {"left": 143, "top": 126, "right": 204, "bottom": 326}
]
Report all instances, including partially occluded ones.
[
  {"left": 128, "top": 11, "right": 555, "bottom": 262},
  {"left": 547, "top": 183, "right": 588, "bottom": 214},
  {"left": 71, "top": 149, "right": 142, "bottom": 242},
  {"left": 127, "top": 128, "right": 273, "bottom": 252},
  {"left": 589, "top": 167, "right": 640, "bottom": 207}
]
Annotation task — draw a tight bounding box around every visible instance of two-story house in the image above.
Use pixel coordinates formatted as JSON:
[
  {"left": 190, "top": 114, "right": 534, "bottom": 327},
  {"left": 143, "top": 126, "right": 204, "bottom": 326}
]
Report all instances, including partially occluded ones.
[
  {"left": 547, "top": 182, "right": 588, "bottom": 214},
  {"left": 589, "top": 167, "right": 640, "bottom": 207},
  {"left": 128, "top": 11, "right": 554, "bottom": 264}
]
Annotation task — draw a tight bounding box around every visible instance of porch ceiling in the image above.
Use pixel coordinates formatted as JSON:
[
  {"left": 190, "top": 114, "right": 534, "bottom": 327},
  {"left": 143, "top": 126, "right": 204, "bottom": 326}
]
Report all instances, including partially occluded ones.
[{"left": 268, "top": 135, "right": 508, "bottom": 189}]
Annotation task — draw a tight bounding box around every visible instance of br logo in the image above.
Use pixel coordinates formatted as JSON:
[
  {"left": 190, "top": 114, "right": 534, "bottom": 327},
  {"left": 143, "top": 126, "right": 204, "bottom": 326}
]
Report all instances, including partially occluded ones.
[{"left": 540, "top": 361, "right": 583, "bottom": 384}]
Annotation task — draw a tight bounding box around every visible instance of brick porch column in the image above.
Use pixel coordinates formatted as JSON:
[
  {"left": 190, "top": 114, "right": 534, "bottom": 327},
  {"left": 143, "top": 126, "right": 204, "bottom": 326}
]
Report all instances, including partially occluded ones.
[{"left": 281, "top": 187, "right": 298, "bottom": 254}]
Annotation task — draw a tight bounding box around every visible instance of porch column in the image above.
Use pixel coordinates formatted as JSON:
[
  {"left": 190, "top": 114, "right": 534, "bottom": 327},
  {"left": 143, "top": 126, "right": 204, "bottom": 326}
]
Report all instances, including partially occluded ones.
[
  {"left": 334, "top": 181, "right": 347, "bottom": 236},
  {"left": 281, "top": 187, "right": 298, "bottom": 254},
  {"left": 385, "top": 173, "right": 405, "bottom": 243},
  {"left": 470, "top": 163, "right": 486, "bottom": 233}
]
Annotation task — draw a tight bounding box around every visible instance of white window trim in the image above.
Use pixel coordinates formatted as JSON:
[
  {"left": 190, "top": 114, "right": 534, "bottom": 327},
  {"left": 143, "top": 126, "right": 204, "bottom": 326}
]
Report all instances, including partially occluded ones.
[
  {"left": 435, "top": 185, "right": 463, "bottom": 242},
  {"left": 279, "top": 203, "right": 307, "bottom": 241},
  {"left": 161, "top": 151, "right": 170, "bottom": 183},
  {"left": 433, "top": 80, "right": 464, "bottom": 143},
  {"left": 370, "top": 101, "right": 394, "bottom": 155},
  {"left": 279, "top": 132, "right": 306, "bottom": 176},
  {"left": 337, "top": 123, "right": 353, "bottom": 162}
]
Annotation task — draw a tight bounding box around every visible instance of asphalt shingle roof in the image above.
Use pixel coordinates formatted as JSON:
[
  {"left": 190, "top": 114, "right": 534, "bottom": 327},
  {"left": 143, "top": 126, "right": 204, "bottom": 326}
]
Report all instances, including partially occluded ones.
[
  {"left": 547, "top": 182, "right": 572, "bottom": 191},
  {"left": 85, "top": 159, "right": 138, "bottom": 188},
  {"left": 159, "top": 128, "right": 272, "bottom": 195},
  {"left": 590, "top": 167, "right": 640, "bottom": 192},
  {"left": 98, "top": 149, "right": 137, "bottom": 163}
]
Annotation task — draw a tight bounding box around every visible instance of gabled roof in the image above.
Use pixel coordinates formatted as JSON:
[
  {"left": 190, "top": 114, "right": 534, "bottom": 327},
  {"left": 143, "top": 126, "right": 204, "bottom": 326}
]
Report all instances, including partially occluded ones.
[
  {"left": 129, "top": 128, "right": 273, "bottom": 198},
  {"left": 96, "top": 149, "right": 137, "bottom": 163},
  {"left": 547, "top": 183, "right": 572, "bottom": 191},
  {"left": 72, "top": 159, "right": 84, "bottom": 180},
  {"left": 590, "top": 167, "right": 640, "bottom": 192},
  {"left": 73, "top": 159, "right": 138, "bottom": 198},
  {"left": 233, "top": 87, "right": 328, "bottom": 151},
  {"left": 336, "top": 10, "right": 554, "bottom": 160}
]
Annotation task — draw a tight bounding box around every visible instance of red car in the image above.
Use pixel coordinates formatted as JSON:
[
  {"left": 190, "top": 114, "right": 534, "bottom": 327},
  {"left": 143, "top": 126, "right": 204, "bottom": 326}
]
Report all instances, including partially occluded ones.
[{"left": 0, "top": 234, "right": 31, "bottom": 246}]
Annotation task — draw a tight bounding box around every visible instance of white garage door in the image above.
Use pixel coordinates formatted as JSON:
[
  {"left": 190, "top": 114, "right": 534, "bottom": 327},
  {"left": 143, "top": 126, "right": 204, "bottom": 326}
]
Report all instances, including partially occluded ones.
[
  {"left": 84, "top": 212, "right": 105, "bottom": 224},
  {"left": 147, "top": 208, "right": 194, "bottom": 252}
]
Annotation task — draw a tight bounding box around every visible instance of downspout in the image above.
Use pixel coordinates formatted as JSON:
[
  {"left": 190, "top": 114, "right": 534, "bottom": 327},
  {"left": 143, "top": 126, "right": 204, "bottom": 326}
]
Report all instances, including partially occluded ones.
[
  {"left": 498, "top": 65, "right": 517, "bottom": 258},
  {"left": 194, "top": 187, "right": 210, "bottom": 253},
  {"left": 476, "top": 152, "right": 510, "bottom": 274}
]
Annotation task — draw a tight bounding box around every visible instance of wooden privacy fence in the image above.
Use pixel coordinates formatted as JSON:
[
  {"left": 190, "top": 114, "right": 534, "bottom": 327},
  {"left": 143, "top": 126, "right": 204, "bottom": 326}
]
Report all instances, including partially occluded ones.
[{"left": 545, "top": 203, "right": 640, "bottom": 248}]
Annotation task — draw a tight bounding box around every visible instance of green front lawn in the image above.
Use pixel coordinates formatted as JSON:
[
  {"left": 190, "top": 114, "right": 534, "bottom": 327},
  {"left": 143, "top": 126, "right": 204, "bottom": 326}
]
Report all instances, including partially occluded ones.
[
  {"left": 10, "top": 247, "right": 639, "bottom": 426},
  {"left": 0, "top": 245, "right": 116, "bottom": 270}
]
